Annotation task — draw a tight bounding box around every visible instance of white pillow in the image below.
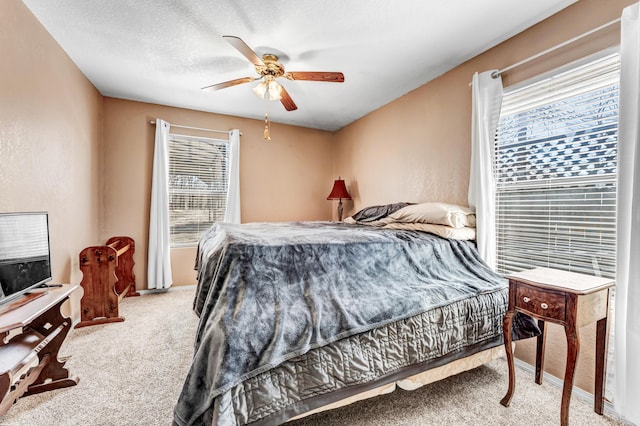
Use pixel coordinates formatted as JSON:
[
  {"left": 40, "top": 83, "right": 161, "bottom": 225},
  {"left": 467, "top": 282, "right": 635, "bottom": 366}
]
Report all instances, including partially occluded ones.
[
  {"left": 383, "top": 222, "right": 476, "bottom": 240},
  {"left": 389, "top": 202, "right": 475, "bottom": 228}
]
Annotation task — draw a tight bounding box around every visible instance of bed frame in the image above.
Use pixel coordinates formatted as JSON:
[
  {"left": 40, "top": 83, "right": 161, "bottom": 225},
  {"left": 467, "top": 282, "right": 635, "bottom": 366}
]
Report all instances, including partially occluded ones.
[{"left": 290, "top": 345, "right": 506, "bottom": 420}]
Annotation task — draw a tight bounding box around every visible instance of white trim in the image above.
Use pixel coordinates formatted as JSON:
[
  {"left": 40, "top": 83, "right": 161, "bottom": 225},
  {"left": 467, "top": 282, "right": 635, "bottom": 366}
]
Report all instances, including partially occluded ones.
[{"left": 137, "top": 284, "right": 196, "bottom": 295}]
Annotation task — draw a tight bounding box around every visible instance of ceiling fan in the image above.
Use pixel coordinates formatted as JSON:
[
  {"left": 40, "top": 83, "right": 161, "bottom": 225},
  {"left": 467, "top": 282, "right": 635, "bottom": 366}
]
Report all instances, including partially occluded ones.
[{"left": 202, "top": 36, "right": 345, "bottom": 112}]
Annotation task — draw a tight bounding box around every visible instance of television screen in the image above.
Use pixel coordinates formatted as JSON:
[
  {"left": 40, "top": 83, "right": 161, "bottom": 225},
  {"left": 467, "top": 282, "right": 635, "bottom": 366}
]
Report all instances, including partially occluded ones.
[{"left": 0, "top": 212, "right": 52, "bottom": 304}]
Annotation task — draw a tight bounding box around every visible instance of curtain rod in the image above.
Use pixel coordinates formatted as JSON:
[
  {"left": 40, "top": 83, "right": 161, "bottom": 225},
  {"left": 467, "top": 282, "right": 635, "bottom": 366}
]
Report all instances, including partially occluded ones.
[
  {"left": 495, "top": 17, "right": 621, "bottom": 77},
  {"left": 470, "top": 17, "right": 622, "bottom": 84},
  {"left": 149, "top": 120, "right": 241, "bottom": 136}
]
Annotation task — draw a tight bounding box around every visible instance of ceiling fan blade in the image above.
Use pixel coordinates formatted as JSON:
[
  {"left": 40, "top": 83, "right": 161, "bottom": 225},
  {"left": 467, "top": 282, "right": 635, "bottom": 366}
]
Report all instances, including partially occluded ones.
[
  {"left": 279, "top": 86, "right": 297, "bottom": 111},
  {"left": 223, "top": 35, "right": 265, "bottom": 67},
  {"left": 201, "top": 77, "right": 255, "bottom": 92},
  {"left": 285, "top": 72, "right": 345, "bottom": 82}
]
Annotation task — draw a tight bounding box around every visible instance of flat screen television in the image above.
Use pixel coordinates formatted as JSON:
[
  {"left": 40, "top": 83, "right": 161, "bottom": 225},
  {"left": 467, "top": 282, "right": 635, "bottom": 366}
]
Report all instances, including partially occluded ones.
[{"left": 0, "top": 212, "right": 52, "bottom": 305}]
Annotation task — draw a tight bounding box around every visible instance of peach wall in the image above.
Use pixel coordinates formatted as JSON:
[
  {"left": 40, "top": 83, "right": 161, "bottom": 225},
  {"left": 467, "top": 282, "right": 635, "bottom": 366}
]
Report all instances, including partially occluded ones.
[
  {"left": 334, "top": 0, "right": 635, "bottom": 395},
  {"left": 0, "top": 0, "right": 102, "bottom": 305},
  {"left": 102, "top": 98, "right": 335, "bottom": 287}
]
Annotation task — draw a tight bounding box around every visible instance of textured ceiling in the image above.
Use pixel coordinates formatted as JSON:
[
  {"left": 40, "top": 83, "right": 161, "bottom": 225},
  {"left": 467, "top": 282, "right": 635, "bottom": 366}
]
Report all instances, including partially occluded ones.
[{"left": 23, "top": 0, "right": 576, "bottom": 131}]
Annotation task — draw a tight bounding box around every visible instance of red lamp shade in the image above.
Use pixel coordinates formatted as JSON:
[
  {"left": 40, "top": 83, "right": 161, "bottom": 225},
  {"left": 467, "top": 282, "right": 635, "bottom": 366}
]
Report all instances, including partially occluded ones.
[{"left": 327, "top": 178, "right": 352, "bottom": 200}]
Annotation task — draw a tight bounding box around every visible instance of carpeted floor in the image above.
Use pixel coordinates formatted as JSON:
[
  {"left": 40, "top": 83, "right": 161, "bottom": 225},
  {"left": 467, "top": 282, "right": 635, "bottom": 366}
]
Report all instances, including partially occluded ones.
[{"left": 0, "top": 287, "right": 629, "bottom": 426}]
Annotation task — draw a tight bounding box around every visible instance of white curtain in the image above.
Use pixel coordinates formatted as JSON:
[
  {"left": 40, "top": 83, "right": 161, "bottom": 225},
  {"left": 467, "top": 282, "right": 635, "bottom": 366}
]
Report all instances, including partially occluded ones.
[
  {"left": 224, "top": 129, "right": 241, "bottom": 224},
  {"left": 468, "top": 71, "right": 503, "bottom": 270},
  {"left": 614, "top": 3, "right": 640, "bottom": 424},
  {"left": 147, "top": 118, "right": 173, "bottom": 289}
]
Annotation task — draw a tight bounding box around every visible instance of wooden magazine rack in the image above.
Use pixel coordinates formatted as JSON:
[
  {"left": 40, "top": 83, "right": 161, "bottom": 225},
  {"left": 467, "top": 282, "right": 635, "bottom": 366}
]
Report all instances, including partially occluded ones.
[{"left": 77, "top": 236, "right": 140, "bottom": 328}]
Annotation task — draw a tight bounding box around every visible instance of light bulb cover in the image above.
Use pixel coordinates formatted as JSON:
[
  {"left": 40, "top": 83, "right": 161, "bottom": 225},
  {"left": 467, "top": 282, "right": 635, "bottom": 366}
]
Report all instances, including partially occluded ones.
[
  {"left": 268, "top": 81, "right": 283, "bottom": 100},
  {"left": 252, "top": 81, "right": 268, "bottom": 99}
]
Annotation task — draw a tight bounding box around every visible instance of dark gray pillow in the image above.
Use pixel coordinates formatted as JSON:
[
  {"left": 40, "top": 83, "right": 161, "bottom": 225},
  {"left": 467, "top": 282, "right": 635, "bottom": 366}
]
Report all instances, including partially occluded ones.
[{"left": 351, "top": 202, "right": 413, "bottom": 222}]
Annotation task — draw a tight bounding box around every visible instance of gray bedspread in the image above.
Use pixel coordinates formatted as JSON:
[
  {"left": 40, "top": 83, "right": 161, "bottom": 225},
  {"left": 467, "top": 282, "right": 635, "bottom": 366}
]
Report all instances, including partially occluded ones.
[{"left": 174, "top": 221, "right": 514, "bottom": 425}]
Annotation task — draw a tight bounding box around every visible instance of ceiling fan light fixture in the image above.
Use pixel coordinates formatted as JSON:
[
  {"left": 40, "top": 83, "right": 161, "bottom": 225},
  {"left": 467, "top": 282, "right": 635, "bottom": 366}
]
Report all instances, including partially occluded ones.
[
  {"left": 252, "top": 81, "right": 268, "bottom": 99},
  {"left": 268, "top": 81, "right": 283, "bottom": 101}
]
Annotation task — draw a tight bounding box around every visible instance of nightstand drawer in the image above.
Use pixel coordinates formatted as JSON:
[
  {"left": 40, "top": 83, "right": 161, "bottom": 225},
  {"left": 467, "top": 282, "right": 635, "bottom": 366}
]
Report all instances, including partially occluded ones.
[{"left": 515, "top": 283, "right": 566, "bottom": 321}]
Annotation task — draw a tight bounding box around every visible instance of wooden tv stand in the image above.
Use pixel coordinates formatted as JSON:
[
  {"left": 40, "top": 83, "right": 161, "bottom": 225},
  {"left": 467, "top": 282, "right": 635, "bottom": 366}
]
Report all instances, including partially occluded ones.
[{"left": 0, "top": 284, "right": 80, "bottom": 415}]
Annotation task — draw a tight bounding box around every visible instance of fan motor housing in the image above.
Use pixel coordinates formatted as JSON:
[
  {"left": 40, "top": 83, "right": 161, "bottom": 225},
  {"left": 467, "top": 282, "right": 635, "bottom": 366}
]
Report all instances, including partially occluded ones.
[{"left": 256, "top": 54, "right": 285, "bottom": 78}]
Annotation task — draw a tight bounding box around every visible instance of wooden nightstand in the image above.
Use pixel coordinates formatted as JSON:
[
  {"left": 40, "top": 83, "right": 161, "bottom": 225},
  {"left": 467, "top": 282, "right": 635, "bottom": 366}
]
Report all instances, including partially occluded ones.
[{"left": 500, "top": 267, "right": 614, "bottom": 426}]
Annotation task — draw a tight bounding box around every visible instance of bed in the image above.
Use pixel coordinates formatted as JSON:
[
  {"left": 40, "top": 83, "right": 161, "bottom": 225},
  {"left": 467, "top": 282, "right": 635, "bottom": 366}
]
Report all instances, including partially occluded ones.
[{"left": 173, "top": 203, "right": 537, "bottom": 426}]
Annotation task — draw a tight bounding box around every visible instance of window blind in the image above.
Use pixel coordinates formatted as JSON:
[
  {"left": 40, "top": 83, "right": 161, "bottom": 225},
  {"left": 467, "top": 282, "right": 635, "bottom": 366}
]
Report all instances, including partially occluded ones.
[
  {"left": 168, "top": 134, "right": 229, "bottom": 246},
  {"left": 494, "top": 53, "right": 619, "bottom": 278}
]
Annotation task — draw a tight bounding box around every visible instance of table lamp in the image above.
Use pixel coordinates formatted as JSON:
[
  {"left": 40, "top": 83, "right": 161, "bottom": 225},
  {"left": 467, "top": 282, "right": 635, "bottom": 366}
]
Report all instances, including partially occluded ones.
[{"left": 327, "top": 177, "right": 352, "bottom": 221}]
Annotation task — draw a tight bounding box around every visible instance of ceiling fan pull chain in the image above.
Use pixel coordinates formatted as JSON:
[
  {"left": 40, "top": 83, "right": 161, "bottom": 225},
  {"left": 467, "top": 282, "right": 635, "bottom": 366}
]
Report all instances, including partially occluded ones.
[
  {"left": 263, "top": 96, "right": 271, "bottom": 141},
  {"left": 264, "top": 112, "right": 271, "bottom": 141}
]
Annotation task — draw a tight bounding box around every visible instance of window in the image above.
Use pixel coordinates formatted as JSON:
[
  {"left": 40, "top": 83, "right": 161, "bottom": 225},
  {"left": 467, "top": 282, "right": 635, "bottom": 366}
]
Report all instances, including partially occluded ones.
[
  {"left": 494, "top": 52, "right": 620, "bottom": 278},
  {"left": 168, "top": 134, "right": 229, "bottom": 246}
]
